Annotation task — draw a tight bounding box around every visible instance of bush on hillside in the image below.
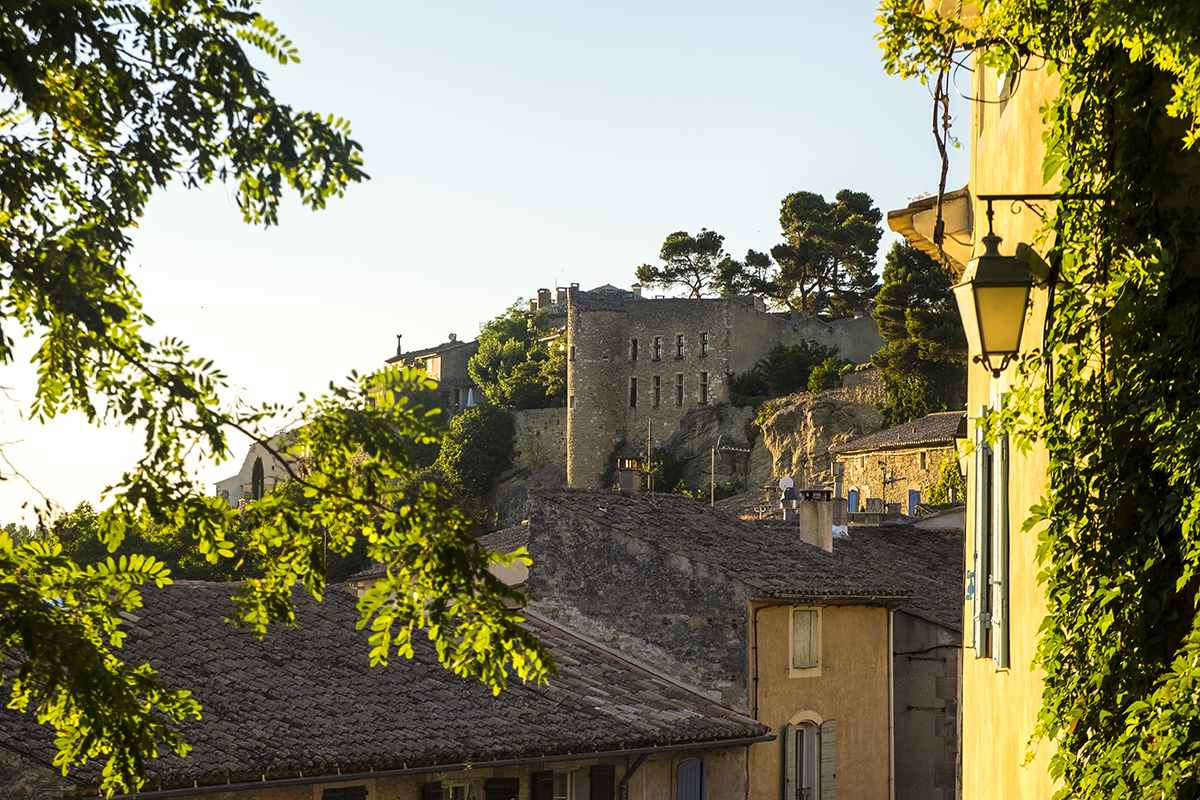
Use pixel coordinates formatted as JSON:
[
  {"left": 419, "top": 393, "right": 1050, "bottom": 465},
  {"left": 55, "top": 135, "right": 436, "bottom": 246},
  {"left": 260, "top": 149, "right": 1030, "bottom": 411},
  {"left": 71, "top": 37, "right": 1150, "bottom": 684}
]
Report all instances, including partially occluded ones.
[{"left": 435, "top": 404, "right": 515, "bottom": 495}]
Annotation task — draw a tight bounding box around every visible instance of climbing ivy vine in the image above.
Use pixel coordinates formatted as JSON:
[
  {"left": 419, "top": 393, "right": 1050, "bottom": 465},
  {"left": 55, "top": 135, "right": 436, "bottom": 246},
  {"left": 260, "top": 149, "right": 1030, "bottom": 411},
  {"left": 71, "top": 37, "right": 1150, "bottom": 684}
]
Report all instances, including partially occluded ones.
[{"left": 879, "top": 2, "right": 1200, "bottom": 797}]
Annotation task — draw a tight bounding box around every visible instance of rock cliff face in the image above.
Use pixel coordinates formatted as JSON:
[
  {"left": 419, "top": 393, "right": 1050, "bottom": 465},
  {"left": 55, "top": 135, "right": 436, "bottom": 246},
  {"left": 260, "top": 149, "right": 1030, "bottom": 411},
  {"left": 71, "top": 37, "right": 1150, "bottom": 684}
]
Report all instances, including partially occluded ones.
[{"left": 746, "top": 371, "right": 885, "bottom": 488}]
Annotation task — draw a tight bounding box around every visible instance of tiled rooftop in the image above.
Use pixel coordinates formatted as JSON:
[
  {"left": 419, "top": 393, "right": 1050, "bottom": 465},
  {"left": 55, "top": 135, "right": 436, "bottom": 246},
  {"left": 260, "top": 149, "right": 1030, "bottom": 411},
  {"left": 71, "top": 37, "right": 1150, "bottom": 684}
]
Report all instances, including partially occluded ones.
[
  {"left": 829, "top": 410, "right": 965, "bottom": 454},
  {"left": 0, "top": 582, "right": 766, "bottom": 792}
]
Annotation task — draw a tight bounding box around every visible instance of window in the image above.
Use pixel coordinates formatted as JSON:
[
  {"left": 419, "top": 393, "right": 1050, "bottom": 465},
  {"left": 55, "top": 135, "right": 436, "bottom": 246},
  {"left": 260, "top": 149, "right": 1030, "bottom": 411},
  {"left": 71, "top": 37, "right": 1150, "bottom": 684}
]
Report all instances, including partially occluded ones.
[
  {"left": 570, "top": 345, "right": 576, "bottom": 362},
  {"left": 531, "top": 770, "right": 572, "bottom": 800},
  {"left": 790, "top": 607, "right": 820, "bottom": 673},
  {"left": 675, "top": 373, "right": 684, "bottom": 407},
  {"left": 920, "top": 451, "right": 927, "bottom": 470},
  {"left": 630, "top": 338, "right": 638, "bottom": 361},
  {"left": 569, "top": 394, "right": 575, "bottom": 409},
  {"left": 675, "top": 758, "right": 704, "bottom": 800},
  {"left": 675, "top": 334, "right": 685, "bottom": 358},
  {"left": 969, "top": 412, "right": 1010, "bottom": 668},
  {"left": 784, "top": 720, "right": 837, "bottom": 800},
  {"left": 448, "top": 786, "right": 468, "bottom": 800},
  {"left": 699, "top": 372, "right": 709, "bottom": 405},
  {"left": 653, "top": 336, "right": 662, "bottom": 361},
  {"left": 629, "top": 377, "right": 638, "bottom": 408},
  {"left": 653, "top": 376, "right": 661, "bottom": 408},
  {"left": 322, "top": 787, "right": 368, "bottom": 800},
  {"left": 589, "top": 766, "right": 615, "bottom": 800},
  {"left": 700, "top": 331, "right": 710, "bottom": 356},
  {"left": 483, "top": 777, "right": 520, "bottom": 800}
]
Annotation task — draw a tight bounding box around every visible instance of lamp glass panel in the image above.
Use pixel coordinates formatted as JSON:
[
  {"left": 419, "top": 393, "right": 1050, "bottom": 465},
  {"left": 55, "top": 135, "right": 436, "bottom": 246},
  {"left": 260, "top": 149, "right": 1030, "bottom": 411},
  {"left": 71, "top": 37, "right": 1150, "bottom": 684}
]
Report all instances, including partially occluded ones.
[
  {"left": 953, "top": 281, "right": 983, "bottom": 358},
  {"left": 975, "top": 284, "right": 1030, "bottom": 354}
]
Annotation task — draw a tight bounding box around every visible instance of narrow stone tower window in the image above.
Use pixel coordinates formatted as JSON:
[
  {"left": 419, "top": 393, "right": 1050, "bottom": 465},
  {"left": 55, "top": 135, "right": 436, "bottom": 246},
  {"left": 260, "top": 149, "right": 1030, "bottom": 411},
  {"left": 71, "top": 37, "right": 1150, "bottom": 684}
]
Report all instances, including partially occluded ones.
[
  {"left": 675, "top": 334, "right": 685, "bottom": 359},
  {"left": 675, "top": 373, "right": 684, "bottom": 406},
  {"left": 653, "top": 376, "right": 661, "bottom": 408},
  {"left": 629, "top": 377, "right": 638, "bottom": 408},
  {"left": 699, "top": 372, "right": 709, "bottom": 405},
  {"left": 700, "top": 331, "right": 710, "bottom": 356},
  {"left": 630, "top": 338, "right": 638, "bottom": 361},
  {"left": 652, "top": 336, "right": 662, "bottom": 361}
]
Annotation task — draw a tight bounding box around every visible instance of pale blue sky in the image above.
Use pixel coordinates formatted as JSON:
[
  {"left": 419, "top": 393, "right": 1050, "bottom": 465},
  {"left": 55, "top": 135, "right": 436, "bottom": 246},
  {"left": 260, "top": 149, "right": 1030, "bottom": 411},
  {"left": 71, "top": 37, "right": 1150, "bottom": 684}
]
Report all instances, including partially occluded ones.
[{"left": 0, "top": 0, "right": 966, "bottom": 521}]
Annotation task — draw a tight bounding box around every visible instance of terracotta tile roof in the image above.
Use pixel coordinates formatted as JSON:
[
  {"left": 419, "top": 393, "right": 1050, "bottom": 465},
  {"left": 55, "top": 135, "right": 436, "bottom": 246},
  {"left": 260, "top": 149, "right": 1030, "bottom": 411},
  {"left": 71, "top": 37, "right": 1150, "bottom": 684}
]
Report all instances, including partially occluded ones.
[
  {"left": 531, "top": 490, "right": 962, "bottom": 630},
  {"left": 828, "top": 410, "right": 965, "bottom": 455},
  {"left": 0, "top": 583, "right": 766, "bottom": 793}
]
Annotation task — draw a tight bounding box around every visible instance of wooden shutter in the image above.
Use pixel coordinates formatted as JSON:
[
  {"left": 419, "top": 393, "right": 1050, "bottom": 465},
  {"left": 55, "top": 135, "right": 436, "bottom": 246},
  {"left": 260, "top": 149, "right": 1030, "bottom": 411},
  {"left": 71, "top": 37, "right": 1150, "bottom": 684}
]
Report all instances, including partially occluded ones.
[
  {"left": 784, "top": 724, "right": 797, "bottom": 799},
  {"left": 991, "top": 434, "right": 1011, "bottom": 668},
  {"left": 419, "top": 782, "right": 444, "bottom": 800},
  {"left": 972, "top": 421, "right": 993, "bottom": 657},
  {"left": 819, "top": 720, "right": 837, "bottom": 800},
  {"left": 675, "top": 758, "right": 703, "bottom": 800},
  {"left": 531, "top": 770, "right": 555, "bottom": 800},
  {"left": 484, "top": 777, "right": 520, "bottom": 800},
  {"left": 589, "top": 765, "right": 615, "bottom": 800}
]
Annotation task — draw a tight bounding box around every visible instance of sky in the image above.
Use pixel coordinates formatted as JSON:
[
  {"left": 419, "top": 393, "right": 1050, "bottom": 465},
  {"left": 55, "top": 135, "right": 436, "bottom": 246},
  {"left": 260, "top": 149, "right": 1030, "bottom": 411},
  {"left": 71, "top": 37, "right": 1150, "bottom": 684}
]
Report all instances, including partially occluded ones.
[{"left": 0, "top": 0, "right": 966, "bottom": 523}]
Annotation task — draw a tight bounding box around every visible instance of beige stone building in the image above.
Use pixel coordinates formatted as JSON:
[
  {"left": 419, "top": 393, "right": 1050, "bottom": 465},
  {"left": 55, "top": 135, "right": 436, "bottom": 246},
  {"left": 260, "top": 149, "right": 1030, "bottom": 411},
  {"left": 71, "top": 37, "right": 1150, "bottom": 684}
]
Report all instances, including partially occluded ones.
[
  {"left": 213, "top": 430, "right": 298, "bottom": 506},
  {"left": 829, "top": 411, "right": 965, "bottom": 517},
  {"left": 565, "top": 286, "right": 883, "bottom": 489},
  {"left": 386, "top": 333, "right": 480, "bottom": 414}
]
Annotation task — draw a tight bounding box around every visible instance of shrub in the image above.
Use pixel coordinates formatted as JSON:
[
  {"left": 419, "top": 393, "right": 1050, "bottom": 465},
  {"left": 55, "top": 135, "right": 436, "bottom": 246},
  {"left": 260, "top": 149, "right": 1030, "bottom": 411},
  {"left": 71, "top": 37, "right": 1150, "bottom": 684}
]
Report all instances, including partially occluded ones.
[{"left": 435, "top": 405, "right": 514, "bottom": 495}]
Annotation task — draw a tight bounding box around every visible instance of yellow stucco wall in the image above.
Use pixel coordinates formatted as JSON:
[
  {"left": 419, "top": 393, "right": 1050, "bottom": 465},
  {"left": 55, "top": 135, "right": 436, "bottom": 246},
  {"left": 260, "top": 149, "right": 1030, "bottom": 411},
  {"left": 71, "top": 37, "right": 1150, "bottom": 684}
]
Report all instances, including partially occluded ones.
[
  {"left": 747, "top": 603, "right": 891, "bottom": 800},
  {"left": 959, "top": 57, "right": 1060, "bottom": 800}
]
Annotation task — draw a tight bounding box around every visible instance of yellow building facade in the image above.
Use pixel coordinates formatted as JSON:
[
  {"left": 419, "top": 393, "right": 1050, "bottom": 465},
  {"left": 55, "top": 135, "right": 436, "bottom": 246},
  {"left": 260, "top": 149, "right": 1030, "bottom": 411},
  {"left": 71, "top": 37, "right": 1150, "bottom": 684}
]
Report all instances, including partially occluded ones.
[{"left": 890, "top": 52, "right": 1061, "bottom": 800}]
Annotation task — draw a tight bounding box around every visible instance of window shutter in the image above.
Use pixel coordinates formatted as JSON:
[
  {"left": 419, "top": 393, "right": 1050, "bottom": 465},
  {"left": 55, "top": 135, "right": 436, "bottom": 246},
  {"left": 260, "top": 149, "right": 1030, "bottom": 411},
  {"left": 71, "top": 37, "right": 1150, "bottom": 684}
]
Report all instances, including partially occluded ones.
[
  {"left": 972, "top": 421, "right": 992, "bottom": 657},
  {"left": 420, "top": 783, "right": 444, "bottom": 800},
  {"left": 531, "top": 771, "right": 555, "bottom": 800},
  {"left": 675, "top": 758, "right": 703, "bottom": 800},
  {"left": 784, "top": 724, "right": 797, "bottom": 799},
  {"left": 484, "top": 777, "right": 520, "bottom": 800},
  {"left": 589, "top": 765, "right": 615, "bottom": 800},
  {"left": 992, "top": 434, "right": 1011, "bottom": 668},
  {"left": 819, "top": 720, "right": 837, "bottom": 800}
]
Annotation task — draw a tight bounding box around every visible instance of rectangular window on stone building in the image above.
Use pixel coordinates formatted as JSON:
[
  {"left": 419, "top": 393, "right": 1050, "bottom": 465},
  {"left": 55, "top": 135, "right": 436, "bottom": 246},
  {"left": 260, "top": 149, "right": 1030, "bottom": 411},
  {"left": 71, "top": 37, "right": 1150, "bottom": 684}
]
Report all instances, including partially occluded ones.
[
  {"left": 700, "top": 331, "right": 709, "bottom": 356},
  {"left": 653, "top": 376, "right": 661, "bottom": 408},
  {"left": 570, "top": 345, "right": 575, "bottom": 362},
  {"left": 629, "top": 377, "right": 637, "bottom": 408},
  {"left": 699, "top": 372, "right": 709, "bottom": 405},
  {"left": 920, "top": 451, "right": 927, "bottom": 470},
  {"left": 569, "top": 394, "right": 575, "bottom": 409},
  {"left": 675, "top": 373, "right": 684, "bottom": 406},
  {"left": 630, "top": 338, "right": 638, "bottom": 361},
  {"left": 653, "top": 336, "right": 662, "bottom": 361},
  {"left": 675, "top": 333, "right": 685, "bottom": 359}
]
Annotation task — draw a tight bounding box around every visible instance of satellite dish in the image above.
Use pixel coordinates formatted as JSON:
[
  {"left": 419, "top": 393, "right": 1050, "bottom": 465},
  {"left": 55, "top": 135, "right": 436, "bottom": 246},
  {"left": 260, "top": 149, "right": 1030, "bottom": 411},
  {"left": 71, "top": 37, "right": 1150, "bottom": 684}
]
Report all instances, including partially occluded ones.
[{"left": 778, "top": 476, "right": 794, "bottom": 491}]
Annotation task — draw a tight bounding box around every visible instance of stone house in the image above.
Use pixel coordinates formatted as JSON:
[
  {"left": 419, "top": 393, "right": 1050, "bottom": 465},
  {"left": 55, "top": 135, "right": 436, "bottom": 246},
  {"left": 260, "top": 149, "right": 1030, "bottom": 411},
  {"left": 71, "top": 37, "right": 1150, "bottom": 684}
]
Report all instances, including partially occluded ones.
[
  {"left": 520, "top": 489, "right": 963, "bottom": 800},
  {"left": 1, "top": 582, "right": 769, "bottom": 800},
  {"left": 829, "top": 410, "right": 965, "bottom": 517},
  {"left": 386, "top": 333, "right": 480, "bottom": 414},
  {"left": 213, "top": 430, "right": 298, "bottom": 506},
  {"left": 564, "top": 286, "right": 884, "bottom": 489}
]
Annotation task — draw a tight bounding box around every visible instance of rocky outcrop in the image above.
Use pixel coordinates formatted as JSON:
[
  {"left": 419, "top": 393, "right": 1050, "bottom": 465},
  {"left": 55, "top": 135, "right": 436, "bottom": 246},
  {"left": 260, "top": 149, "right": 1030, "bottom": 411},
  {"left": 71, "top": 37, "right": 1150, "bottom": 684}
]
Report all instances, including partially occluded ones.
[
  {"left": 488, "top": 464, "right": 565, "bottom": 527},
  {"left": 660, "top": 403, "right": 757, "bottom": 490},
  {"left": 747, "top": 371, "right": 885, "bottom": 488}
]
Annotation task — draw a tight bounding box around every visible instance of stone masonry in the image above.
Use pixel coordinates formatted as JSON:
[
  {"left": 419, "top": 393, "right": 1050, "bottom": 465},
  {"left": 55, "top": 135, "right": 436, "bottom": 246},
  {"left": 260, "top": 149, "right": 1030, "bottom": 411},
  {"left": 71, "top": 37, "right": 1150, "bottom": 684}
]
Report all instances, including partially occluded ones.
[{"left": 565, "top": 286, "right": 884, "bottom": 488}]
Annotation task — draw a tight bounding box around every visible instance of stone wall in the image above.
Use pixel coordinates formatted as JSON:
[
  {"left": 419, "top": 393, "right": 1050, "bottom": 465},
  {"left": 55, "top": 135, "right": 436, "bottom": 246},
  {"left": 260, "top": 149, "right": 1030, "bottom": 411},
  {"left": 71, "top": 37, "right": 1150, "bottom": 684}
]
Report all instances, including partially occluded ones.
[
  {"left": 511, "top": 407, "right": 567, "bottom": 474},
  {"left": 835, "top": 444, "right": 957, "bottom": 515},
  {"left": 565, "top": 289, "right": 884, "bottom": 489},
  {"left": 893, "top": 611, "right": 961, "bottom": 800}
]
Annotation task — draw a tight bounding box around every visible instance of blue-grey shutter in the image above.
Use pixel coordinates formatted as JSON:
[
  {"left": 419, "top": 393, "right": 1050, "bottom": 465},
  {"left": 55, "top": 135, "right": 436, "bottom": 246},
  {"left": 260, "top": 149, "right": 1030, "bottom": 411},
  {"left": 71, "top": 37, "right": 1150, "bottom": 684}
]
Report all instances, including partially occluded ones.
[
  {"left": 992, "top": 434, "right": 1010, "bottom": 668},
  {"left": 819, "top": 720, "right": 837, "bottom": 800},
  {"left": 676, "top": 758, "right": 703, "bottom": 800},
  {"left": 972, "top": 419, "right": 992, "bottom": 657},
  {"left": 784, "top": 724, "right": 797, "bottom": 799}
]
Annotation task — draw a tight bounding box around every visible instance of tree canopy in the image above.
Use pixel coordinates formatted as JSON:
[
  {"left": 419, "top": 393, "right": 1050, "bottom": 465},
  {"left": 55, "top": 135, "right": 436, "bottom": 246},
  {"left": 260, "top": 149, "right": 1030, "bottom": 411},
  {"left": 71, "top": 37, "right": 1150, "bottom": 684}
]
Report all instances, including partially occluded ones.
[
  {"left": 635, "top": 228, "right": 732, "bottom": 298},
  {"left": 468, "top": 303, "right": 565, "bottom": 409},
  {"left": 0, "top": 2, "right": 545, "bottom": 793},
  {"left": 871, "top": 242, "right": 965, "bottom": 425}
]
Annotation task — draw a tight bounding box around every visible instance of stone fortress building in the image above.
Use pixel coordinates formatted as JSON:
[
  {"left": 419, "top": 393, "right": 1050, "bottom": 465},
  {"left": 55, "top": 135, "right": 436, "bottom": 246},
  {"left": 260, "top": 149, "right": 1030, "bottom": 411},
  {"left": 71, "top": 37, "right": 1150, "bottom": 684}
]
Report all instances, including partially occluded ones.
[{"left": 564, "top": 283, "right": 884, "bottom": 488}]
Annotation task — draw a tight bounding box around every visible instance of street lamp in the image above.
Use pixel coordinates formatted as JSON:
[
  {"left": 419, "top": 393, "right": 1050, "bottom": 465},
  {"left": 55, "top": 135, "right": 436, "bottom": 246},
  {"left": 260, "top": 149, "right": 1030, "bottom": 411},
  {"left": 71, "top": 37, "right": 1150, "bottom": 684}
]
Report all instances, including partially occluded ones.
[{"left": 951, "top": 227, "right": 1032, "bottom": 377}]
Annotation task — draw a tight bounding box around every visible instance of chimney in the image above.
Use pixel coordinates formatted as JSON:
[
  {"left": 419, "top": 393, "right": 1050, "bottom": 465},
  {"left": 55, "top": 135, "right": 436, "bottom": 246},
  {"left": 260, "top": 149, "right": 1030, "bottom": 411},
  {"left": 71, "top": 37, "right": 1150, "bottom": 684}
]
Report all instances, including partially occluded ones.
[
  {"left": 615, "top": 457, "right": 643, "bottom": 495},
  {"left": 556, "top": 286, "right": 568, "bottom": 306},
  {"left": 448, "top": 332, "right": 457, "bottom": 342},
  {"left": 537, "top": 288, "right": 552, "bottom": 309},
  {"left": 395, "top": 333, "right": 403, "bottom": 357},
  {"left": 794, "top": 488, "right": 834, "bottom": 552},
  {"left": 631, "top": 282, "right": 643, "bottom": 298}
]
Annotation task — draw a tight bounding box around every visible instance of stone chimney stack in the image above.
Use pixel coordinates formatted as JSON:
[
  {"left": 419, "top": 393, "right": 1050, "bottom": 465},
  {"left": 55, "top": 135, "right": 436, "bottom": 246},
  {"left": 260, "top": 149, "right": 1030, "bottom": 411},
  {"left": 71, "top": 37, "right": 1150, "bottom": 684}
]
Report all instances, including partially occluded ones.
[
  {"left": 448, "top": 332, "right": 457, "bottom": 342},
  {"left": 796, "top": 488, "right": 834, "bottom": 552},
  {"left": 395, "top": 333, "right": 403, "bottom": 357},
  {"left": 615, "top": 457, "right": 643, "bottom": 496},
  {"left": 632, "top": 282, "right": 643, "bottom": 298},
  {"left": 537, "top": 288, "right": 551, "bottom": 309},
  {"left": 556, "top": 286, "right": 568, "bottom": 306}
]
